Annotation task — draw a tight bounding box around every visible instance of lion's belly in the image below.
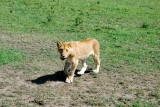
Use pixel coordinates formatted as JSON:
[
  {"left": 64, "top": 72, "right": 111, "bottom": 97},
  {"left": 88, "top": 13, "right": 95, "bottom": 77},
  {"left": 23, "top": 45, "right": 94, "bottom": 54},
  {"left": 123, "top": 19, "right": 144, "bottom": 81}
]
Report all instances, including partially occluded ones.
[{"left": 79, "top": 51, "right": 94, "bottom": 60}]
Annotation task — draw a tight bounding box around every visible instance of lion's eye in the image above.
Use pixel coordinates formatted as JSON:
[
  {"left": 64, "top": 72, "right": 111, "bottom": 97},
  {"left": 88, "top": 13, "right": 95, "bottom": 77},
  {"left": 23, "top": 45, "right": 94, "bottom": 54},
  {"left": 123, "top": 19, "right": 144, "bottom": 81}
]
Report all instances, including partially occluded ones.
[
  {"left": 66, "top": 49, "right": 68, "bottom": 51},
  {"left": 60, "top": 49, "right": 63, "bottom": 52}
]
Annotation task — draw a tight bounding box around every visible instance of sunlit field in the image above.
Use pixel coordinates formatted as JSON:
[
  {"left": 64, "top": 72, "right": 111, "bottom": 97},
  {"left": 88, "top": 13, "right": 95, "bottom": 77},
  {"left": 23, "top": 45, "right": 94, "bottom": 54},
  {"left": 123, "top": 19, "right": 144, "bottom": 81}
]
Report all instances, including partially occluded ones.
[{"left": 0, "top": 0, "right": 160, "bottom": 106}]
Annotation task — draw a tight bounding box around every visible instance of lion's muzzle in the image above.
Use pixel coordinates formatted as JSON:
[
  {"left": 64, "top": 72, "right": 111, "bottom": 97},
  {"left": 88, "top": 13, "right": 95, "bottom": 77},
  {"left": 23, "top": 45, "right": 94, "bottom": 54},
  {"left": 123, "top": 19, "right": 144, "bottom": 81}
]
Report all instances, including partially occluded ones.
[{"left": 61, "top": 56, "right": 66, "bottom": 60}]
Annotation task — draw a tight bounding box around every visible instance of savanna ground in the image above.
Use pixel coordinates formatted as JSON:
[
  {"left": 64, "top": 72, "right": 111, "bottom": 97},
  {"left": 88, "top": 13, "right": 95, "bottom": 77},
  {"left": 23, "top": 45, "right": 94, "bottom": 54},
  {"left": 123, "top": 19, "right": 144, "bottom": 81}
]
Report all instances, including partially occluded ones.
[{"left": 0, "top": 0, "right": 160, "bottom": 106}]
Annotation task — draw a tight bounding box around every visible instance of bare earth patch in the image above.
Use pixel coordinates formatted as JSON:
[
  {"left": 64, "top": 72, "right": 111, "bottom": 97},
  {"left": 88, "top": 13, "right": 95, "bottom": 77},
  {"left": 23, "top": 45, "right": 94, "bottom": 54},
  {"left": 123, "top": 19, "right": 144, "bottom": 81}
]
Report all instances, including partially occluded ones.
[{"left": 0, "top": 33, "right": 160, "bottom": 106}]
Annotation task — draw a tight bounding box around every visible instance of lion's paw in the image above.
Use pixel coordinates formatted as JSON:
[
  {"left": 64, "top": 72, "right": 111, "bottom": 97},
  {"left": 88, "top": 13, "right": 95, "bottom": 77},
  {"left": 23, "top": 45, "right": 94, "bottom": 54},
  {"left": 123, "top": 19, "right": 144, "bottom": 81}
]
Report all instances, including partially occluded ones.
[
  {"left": 65, "top": 77, "right": 73, "bottom": 83},
  {"left": 93, "top": 70, "right": 99, "bottom": 73},
  {"left": 77, "top": 71, "right": 84, "bottom": 75}
]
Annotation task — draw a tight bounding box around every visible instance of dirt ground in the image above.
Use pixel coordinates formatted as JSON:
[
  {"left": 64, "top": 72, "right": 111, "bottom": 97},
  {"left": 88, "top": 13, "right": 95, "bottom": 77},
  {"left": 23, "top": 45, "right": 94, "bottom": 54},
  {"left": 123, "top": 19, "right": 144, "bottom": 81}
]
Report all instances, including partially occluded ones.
[{"left": 0, "top": 34, "right": 160, "bottom": 106}]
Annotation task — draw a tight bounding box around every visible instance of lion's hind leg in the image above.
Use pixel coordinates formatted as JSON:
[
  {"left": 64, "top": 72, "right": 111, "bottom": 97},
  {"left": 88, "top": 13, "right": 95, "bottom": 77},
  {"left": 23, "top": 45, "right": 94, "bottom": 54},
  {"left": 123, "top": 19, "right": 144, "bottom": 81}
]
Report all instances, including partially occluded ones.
[
  {"left": 92, "top": 42, "right": 100, "bottom": 73},
  {"left": 92, "top": 54, "right": 100, "bottom": 73}
]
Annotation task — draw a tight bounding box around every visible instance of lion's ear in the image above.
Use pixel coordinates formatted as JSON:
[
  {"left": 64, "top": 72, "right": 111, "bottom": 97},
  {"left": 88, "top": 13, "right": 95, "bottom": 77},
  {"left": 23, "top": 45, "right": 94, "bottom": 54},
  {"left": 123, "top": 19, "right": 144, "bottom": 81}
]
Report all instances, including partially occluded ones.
[
  {"left": 68, "top": 43, "right": 72, "bottom": 48},
  {"left": 57, "top": 40, "right": 62, "bottom": 48}
]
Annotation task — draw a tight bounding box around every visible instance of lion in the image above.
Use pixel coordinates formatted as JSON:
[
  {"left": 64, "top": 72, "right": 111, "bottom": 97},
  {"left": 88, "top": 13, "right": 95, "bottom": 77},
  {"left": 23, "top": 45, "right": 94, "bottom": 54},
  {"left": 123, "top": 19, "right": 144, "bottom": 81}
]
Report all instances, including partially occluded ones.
[{"left": 57, "top": 38, "right": 100, "bottom": 83}]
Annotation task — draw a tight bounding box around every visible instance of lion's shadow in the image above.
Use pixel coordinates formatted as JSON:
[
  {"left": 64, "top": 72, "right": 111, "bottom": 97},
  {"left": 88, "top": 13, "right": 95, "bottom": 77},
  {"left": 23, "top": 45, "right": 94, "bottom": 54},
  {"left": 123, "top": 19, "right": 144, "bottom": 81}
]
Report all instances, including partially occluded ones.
[{"left": 29, "top": 69, "right": 92, "bottom": 85}]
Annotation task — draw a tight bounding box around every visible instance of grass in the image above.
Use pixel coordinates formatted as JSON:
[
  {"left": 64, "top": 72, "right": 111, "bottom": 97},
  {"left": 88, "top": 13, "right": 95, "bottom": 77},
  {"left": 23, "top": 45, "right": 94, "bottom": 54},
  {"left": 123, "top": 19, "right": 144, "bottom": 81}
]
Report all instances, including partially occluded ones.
[
  {"left": 117, "top": 98, "right": 159, "bottom": 107},
  {"left": 0, "top": 82, "right": 9, "bottom": 89},
  {"left": 0, "top": 0, "right": 160, "bottom": 106},
  {"left": 0, "top": 0, "right": 160, "bottom": 70},
  {"left": 0, "top": 47, "right": 29, "bottom": 65}
]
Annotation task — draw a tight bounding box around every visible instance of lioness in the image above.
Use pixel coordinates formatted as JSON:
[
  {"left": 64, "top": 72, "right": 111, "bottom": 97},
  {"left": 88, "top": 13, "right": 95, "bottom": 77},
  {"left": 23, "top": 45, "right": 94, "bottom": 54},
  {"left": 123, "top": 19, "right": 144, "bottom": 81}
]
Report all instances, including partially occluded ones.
[{"left": 57, "top": 38, "right": 100, "bottom": 83}]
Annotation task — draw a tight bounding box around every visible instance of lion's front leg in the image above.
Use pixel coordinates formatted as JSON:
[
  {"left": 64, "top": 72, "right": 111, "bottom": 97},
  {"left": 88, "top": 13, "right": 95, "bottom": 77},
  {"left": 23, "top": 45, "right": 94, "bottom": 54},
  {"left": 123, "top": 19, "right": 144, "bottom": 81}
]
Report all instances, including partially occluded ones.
[
  {"left": 64, "top": 61, "right": 71, "bottom": 76},
  {"left": 65, "top": 60, "right": 78, "bottom": 83},
  {"left": 77, "top": 58, "right": 87, "bottom": 75}
]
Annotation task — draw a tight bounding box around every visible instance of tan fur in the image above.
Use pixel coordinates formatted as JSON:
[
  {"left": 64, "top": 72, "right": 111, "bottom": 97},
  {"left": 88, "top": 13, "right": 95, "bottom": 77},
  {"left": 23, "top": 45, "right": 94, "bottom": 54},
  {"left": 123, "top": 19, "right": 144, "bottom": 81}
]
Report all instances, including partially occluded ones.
[{"left": 57, "top": 38, "right": 100, "bottom": 83}]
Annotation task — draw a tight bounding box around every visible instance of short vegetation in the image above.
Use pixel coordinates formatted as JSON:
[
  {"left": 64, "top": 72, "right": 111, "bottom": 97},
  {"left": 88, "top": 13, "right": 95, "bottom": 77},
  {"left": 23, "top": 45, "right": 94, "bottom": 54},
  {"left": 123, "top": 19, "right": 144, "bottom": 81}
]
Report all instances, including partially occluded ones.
[{"left": 0, "top": 0, "right": 160, "bottom": 106}]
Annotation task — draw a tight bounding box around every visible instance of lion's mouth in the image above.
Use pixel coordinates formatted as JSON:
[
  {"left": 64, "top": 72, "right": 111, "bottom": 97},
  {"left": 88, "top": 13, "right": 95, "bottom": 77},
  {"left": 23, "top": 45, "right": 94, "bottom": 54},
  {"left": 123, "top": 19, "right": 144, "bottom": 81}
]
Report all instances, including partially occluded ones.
[{"left": 61, "top": 57, "right": 66, "bottom": 60}]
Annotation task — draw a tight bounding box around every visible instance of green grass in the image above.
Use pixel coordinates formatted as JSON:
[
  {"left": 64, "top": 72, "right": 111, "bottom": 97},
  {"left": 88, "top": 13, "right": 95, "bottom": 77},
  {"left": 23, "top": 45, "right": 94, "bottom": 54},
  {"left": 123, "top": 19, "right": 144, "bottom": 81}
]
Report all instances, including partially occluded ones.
[
  {"left": 117, "top": 98, "right": 159, "bottom": 107},
  {"left": 0, "top": 47, "right": 28, "bottom": 65},
  {"left": 0, "top": 0, "right": 160, "bottom": 106},
  {"left": 1, "top": 0, "right": 159, "bottom": 71}
]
